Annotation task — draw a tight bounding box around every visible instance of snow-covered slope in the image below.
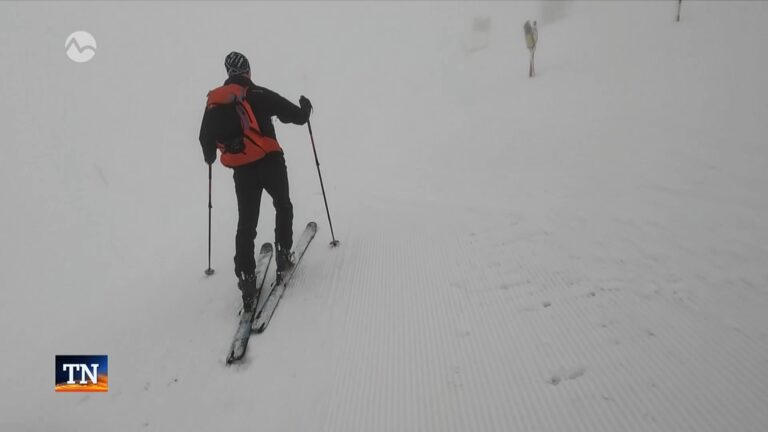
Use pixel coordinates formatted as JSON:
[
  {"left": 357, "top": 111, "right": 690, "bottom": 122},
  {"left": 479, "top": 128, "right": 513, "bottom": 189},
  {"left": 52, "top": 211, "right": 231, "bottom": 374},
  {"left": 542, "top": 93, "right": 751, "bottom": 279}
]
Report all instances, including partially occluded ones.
[{"left": 2, "top": 1, "right": 768, "bottom": 431}]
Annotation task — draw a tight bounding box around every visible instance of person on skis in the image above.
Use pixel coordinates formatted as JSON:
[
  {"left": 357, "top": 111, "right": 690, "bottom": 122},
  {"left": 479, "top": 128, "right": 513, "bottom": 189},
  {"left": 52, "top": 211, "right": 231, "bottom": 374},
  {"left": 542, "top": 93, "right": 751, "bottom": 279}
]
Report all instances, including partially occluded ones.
[{"left": 198, "top": 51, "right": 312, "bottom": 311}]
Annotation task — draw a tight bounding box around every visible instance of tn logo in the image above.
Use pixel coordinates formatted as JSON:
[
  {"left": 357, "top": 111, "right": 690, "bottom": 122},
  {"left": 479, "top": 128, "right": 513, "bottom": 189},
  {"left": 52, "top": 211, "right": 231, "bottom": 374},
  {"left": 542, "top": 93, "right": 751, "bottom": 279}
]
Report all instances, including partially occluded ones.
[{"left": 62, "top": 363, "right": 99, "bottom": 384}]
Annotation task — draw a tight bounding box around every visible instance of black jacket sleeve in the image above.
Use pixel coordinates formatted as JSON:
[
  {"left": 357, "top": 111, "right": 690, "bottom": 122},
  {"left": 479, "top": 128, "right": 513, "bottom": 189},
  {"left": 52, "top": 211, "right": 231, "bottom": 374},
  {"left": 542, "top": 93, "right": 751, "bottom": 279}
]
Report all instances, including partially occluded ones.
[
  {"left": 198, "top": 108, "right": 218, "bottom": 164},
  {"left": 251, "top": 86, "right": 310, "bottom": 126}
]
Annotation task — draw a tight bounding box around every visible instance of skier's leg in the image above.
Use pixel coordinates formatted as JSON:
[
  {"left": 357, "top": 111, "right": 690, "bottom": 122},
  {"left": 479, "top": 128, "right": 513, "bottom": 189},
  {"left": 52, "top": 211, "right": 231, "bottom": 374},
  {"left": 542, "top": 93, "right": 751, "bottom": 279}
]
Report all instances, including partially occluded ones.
[
  {"left": 233, "top": 164, "right": 264, "bottom": 278},
  {"left": 260, "top": 152, "right": 294, "bottom": 254}
]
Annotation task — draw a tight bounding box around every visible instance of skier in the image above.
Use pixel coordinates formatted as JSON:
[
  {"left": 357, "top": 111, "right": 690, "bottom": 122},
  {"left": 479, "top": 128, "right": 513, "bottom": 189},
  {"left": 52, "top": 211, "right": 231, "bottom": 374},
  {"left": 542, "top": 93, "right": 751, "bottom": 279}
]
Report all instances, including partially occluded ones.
[{"left": 198, "top": 51, "right": 313, "bottom": 311}]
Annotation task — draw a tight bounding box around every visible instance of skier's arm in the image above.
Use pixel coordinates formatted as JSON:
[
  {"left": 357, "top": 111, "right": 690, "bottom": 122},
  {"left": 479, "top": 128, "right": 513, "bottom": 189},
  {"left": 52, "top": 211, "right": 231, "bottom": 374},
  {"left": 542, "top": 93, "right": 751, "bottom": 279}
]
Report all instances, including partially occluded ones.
[
  {"left": 198, "top": 108, "right": 218, "bottom": 165},
  {"left": 267, "top": 91, "right": 312, "bottom": 125}
]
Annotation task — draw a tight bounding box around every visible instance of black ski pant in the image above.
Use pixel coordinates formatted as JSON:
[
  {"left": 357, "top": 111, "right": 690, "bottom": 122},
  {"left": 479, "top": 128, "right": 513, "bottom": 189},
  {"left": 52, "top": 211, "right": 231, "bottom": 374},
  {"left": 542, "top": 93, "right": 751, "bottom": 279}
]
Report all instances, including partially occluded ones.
[{"left": 232, "top": 152, "right": 293, "bottom": 277}]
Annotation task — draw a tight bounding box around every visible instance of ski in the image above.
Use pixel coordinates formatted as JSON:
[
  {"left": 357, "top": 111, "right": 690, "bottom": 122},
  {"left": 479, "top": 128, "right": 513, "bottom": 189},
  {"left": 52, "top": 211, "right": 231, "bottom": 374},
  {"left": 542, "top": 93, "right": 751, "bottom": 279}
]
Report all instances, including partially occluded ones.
[
  {"left": 226, "top": 242, "right": 273, "bottom": 364},
  {"left": 253, "top": 222, "right": 317, "bottom": 333}
]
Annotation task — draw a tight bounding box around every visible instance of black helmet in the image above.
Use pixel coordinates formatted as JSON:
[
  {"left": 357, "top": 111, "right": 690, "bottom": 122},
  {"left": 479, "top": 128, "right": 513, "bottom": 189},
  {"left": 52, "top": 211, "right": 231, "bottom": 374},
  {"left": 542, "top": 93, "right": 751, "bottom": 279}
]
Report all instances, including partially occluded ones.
[{"left": 225, "top": 51, "right": 250, "bottom": 77}]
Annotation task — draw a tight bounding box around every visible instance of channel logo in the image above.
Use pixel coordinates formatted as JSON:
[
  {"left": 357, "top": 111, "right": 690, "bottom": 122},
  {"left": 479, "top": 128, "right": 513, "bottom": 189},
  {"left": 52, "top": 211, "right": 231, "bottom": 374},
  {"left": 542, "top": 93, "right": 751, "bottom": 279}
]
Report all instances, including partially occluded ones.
[
  {"left": 64, "top": 31, "right": 97, "bottom": 63},
  {"left": 55, "top": 355, "right": 108, "bottom": 392}
]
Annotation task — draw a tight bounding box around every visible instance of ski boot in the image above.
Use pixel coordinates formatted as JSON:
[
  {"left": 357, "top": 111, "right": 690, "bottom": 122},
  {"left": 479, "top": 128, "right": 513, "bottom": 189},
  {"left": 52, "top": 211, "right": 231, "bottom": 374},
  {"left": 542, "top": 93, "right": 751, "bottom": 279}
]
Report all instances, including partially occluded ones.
[
  {"left": 275, "top": 244, "right": 296, "bottom": 283},
  {"left": 237, "top": 271, "right": 258, "bottom": 313}
]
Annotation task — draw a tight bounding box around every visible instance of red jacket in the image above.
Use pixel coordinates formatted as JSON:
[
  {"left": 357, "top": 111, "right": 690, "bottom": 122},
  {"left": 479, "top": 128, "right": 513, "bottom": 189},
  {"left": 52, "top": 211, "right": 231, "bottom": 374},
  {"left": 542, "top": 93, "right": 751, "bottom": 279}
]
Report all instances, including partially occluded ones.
[{"left": 199, "top": 76, "right": 310, "bottom": 168}]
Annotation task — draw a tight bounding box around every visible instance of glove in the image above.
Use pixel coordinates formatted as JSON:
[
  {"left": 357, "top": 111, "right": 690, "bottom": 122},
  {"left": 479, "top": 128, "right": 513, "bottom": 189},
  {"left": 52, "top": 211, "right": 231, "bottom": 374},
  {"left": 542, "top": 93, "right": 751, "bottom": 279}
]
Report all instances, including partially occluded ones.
[
  {"left": 204, "top": 147, "right": 216, "bottom": 165},
  {"left": 299, "top": 95, "right": 313, "bottom": 113}
]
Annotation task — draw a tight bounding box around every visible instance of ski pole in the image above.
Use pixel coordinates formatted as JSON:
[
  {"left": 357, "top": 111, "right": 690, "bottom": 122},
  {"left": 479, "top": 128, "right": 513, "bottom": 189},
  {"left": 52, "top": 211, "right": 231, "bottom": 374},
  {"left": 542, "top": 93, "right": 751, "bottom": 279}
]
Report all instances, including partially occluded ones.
[
  {"left": 307, "top": 120, "right": 340, "bottom": 247},
  {"left": 205, "top": 163, "right": 215, "bottom": 275}
]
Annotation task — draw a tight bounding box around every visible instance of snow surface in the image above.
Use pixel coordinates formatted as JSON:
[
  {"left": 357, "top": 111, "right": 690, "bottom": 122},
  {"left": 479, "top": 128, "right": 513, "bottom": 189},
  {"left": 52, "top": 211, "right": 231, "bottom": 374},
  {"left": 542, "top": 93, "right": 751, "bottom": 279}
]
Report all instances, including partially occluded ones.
[{"left": 2, "top": 1, "right": 768, "bottom": 431}]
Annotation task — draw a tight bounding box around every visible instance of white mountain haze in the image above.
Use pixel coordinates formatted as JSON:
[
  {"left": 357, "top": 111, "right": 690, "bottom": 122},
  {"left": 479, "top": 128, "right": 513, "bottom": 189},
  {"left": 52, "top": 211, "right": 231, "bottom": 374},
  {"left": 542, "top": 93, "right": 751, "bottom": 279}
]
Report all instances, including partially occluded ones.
[{"left": 1, "top": 1, "right": 767, "bottom": 431}]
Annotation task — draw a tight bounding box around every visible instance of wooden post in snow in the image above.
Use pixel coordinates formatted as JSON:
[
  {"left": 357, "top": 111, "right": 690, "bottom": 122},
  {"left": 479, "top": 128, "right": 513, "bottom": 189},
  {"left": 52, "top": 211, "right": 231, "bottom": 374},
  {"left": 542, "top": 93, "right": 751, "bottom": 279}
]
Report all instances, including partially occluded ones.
[
  {"left": 677, "top": 0, "right": 682, "bottom": 22},
  {"left": 524, "top": 20, "right": 538, "bottom": 77}
]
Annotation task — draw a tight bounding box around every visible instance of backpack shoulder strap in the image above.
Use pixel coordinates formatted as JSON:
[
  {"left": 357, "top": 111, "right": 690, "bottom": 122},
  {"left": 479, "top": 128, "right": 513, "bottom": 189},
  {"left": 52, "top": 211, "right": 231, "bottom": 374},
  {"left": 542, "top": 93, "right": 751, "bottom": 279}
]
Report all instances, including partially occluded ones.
[{"left": 206, "top": 84, "right": 247, "bottom": 108}]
